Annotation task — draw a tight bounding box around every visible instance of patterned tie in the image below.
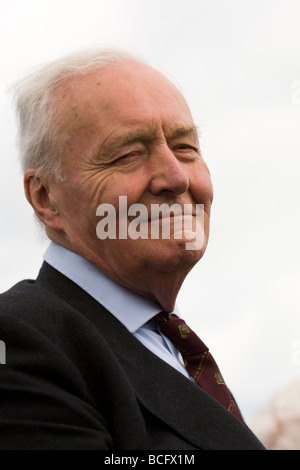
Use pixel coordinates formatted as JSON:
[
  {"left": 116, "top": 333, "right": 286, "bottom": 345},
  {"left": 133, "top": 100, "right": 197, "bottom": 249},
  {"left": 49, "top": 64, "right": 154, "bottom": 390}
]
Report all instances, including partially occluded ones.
[{"left": 153, "top": 312, "right": 244, "bottom": 423}]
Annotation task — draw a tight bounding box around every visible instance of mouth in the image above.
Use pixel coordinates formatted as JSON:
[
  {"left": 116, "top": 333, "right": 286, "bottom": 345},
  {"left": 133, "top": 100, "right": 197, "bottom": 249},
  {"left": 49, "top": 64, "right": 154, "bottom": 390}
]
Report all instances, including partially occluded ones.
[
  {"left": 146, "top": 203, "right": 196, "bottom": 222},
  {"left": 96, "top": 196, "right": 205, "bottom": 248}
]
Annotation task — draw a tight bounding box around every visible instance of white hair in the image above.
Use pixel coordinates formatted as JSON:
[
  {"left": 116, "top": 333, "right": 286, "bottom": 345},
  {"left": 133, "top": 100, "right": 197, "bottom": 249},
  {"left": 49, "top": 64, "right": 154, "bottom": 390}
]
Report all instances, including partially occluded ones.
[{"left": 13, "top": 48, "right": 145, "bottom": 181}]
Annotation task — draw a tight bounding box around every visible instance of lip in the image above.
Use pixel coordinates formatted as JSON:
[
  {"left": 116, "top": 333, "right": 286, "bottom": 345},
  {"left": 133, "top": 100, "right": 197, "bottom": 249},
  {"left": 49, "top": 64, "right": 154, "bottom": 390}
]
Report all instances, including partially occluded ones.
[
  {"left": 147, "top": 204, "right": 195, "bottom": 222},
  {"left": 122, "top": 201, "right": 198, "bottom": 224},
  {"left": 148, "top": 213, "right": 195, "bottom": 222},
  {"left": 125, "top": 214, "right": 196, "bottom": 225}
]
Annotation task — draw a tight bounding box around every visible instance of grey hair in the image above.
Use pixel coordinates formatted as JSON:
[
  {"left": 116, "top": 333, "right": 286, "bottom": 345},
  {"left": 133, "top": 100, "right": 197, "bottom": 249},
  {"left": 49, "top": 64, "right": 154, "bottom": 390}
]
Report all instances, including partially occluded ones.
[{"left": 13, "top": 48, "right": 145, "bottom": 181}]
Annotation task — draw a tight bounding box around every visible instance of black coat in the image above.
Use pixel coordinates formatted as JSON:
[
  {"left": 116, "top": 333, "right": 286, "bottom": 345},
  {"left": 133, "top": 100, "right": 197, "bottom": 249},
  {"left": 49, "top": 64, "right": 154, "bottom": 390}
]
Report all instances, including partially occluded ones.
[{"left": 0, "top": 262, "right": 264, "bottom": 450}]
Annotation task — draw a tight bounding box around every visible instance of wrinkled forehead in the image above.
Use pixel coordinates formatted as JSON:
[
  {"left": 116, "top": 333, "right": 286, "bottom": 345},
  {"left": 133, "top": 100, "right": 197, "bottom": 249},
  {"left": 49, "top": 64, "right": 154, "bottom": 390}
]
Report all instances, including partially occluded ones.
[
  {"left": 53, "top": 61, "right": 190, "bottom": 120},
  {"left": 51, "top": 62, "right": 195, "bottom": 168}
]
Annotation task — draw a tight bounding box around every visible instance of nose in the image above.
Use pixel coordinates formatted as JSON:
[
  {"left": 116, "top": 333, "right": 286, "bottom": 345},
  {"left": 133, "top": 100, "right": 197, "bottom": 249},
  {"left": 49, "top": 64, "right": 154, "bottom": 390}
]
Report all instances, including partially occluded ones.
[{"left": 149, "top": 145, "right": 189, "bottom": 196}]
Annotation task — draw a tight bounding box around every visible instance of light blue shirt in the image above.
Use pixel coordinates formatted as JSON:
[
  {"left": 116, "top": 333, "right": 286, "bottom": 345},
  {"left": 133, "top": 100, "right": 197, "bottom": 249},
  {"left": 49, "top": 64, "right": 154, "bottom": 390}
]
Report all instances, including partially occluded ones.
[{"left": 43, "top": 242, "right": 190, "bottom": 379}]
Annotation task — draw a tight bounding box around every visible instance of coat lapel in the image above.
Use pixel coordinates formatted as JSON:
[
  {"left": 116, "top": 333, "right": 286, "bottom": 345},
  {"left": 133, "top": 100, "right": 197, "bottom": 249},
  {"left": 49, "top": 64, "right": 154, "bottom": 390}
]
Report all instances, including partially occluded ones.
[
  {"left": 101, "top": 321, "right": 263, "bottom": 450},
  {"left": 37, "top": 262, "right": 264, "bottom": 450}
]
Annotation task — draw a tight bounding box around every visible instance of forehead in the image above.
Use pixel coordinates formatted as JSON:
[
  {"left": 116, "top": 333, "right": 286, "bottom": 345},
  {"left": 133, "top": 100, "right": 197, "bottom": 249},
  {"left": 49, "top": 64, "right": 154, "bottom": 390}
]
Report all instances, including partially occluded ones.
[{"left": 54, "top": 62, "right": 194, "bottom": 151}]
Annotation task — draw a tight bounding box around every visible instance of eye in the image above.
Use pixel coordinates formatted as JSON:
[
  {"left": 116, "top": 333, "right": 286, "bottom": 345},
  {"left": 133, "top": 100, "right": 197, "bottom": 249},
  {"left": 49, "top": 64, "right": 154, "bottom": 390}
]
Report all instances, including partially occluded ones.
[
  {"left": 173, "top": 144, "right": 200, "bottom": 154},
  {"left": 118, "top": 151, "right": 140, "bottom": 160},
  {"left": 175, "top": 144, "right": 193, "bottom": 150},
  {"left": 115, "top": 151, "right": 144, "bottom": 166}
]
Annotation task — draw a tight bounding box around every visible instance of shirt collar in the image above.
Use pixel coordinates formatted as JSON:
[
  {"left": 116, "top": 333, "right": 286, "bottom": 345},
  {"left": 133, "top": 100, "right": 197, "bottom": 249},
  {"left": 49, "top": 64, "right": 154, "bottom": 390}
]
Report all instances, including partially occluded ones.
[{"left": 43, "top": 242, "right": 180, "bottom": 333}]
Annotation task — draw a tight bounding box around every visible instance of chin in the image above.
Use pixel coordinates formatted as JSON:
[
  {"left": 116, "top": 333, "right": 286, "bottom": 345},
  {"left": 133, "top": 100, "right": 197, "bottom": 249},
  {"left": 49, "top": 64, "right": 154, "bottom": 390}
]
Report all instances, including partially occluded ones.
[{"left": 145, "top": 239, "right": 206, "bottom": 273}]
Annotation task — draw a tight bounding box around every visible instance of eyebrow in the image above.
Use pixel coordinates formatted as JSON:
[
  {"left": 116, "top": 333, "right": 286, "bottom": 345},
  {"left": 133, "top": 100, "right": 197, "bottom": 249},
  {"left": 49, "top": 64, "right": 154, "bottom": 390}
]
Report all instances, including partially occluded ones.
[
  {"left": 167, "top": 126, "right": 200, "bottom": 141},
  {"left": 103, "top": 132, "right": 148, "bottom": 155},
  {"left": 101, "top": 125, "right": 200, "bottom": 157}
]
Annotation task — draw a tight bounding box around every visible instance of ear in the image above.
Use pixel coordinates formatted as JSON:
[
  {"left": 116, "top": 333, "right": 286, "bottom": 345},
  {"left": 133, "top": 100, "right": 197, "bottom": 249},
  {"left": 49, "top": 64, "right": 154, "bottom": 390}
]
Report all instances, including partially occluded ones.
[{"left": 24, "top": 169, "right": 64, "bottom": 232}]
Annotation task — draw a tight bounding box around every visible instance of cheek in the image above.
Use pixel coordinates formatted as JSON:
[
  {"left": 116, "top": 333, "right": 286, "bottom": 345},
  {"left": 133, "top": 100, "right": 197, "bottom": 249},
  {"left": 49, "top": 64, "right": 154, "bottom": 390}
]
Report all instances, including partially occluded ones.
[
  {"left": 189, "top": 170, "right": 213, "bottom": 206},
  {"left": 96, "top": 174, "right": 147, "bottom": 209},
  {"left": 52, "top": 181, "right": 95, "bottom": 235}
]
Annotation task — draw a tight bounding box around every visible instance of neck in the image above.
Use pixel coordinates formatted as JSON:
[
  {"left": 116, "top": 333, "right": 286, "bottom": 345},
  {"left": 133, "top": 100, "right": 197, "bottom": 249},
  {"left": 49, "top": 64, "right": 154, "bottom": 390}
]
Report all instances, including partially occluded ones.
[
  {"left": 115, "top": 269, "right": 189, "bottom": 313},
  {"left": 48, "top": 234, "right": 194, "bottom": 313}
]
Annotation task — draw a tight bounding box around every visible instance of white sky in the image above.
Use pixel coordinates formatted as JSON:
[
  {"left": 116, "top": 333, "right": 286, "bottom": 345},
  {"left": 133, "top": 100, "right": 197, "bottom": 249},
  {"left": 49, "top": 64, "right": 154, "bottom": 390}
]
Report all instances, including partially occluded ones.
[{"left": 1, "top": 0, "right": 300, "bottom": 429}]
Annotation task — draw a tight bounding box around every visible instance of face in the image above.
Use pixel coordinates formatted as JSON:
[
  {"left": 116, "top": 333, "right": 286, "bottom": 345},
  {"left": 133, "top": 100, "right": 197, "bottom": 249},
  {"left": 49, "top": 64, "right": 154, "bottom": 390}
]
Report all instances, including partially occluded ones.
[{"left": 47, "top": 62, "right": 213, "bottom": 294}]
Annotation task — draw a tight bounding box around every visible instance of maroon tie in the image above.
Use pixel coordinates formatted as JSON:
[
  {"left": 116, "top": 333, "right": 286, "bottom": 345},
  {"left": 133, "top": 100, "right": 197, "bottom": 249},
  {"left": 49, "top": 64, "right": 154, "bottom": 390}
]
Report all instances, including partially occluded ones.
[{"left": 153, "top": 312, "right": 244, "bottom": 423}]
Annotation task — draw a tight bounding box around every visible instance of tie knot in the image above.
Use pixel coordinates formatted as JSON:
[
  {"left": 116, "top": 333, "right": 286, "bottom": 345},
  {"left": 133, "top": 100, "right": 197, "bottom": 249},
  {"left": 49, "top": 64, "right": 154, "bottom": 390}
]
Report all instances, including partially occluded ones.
[{"left": 153, "top": 312, "right": 172, "bottom": 324}]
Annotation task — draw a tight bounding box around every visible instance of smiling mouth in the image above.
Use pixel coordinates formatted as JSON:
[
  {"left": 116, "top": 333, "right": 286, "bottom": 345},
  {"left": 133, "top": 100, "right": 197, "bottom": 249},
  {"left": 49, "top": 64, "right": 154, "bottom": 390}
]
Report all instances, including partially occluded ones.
[
  {"left": 96, "top": 196, "right": 205, "bottom": 249},
  {"left": 122, "top": 201, "right": 199, "bottom": 228},
  {"left": 146, "top": 203, "right": 195, "bottom": 222},
  {"left": 146, "top": 216, "right": 197, "bottom": 230}
]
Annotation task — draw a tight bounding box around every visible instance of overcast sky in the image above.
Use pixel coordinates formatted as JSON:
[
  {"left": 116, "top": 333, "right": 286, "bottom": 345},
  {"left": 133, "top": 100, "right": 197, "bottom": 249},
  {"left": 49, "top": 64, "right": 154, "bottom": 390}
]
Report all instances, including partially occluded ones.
[{"left": 1, "top": 0, "right": 300, "bottom": 428}]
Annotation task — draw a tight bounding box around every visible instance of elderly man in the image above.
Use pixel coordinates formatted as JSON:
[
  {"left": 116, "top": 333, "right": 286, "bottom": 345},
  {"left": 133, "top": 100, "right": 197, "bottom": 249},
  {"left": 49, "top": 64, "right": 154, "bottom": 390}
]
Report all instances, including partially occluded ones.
[{"left": 0, "top": 49, "right": 264, "bottom": 450}]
